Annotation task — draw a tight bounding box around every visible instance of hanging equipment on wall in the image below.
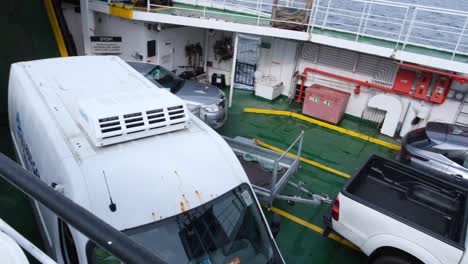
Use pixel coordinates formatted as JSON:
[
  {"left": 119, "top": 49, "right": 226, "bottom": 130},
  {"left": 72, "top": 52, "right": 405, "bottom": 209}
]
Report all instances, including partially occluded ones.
[{"left": 214, "top": 38, "right": 233, "bottom": 63}]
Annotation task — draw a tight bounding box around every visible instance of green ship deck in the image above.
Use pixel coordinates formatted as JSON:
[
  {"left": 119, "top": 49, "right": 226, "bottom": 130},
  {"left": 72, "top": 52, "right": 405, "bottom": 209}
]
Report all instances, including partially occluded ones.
[{"left": 218, "top": 90, "right": 398, "bottom": 263}]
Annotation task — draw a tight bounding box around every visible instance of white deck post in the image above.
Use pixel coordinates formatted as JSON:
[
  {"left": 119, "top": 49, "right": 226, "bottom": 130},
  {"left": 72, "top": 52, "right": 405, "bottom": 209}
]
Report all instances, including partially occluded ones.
[
  {"left": 229, "top": 33, "right": 239, "bottom": 108},
  {"left": 453, "top": 17, "right": 468, "bottom": 60},
  {"left": 204, "top": 30, "right": 209, "bottom": 72},
  {"left": 80, "top": 0, "right": 95, "bottom": 55}
]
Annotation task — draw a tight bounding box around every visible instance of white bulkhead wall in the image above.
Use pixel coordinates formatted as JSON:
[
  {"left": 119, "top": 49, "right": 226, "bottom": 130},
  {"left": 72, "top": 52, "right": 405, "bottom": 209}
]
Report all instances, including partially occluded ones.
[
  {"left": 144, "top": 25, "right": 205, "bottom": 72},
  {"left": 94, "top": 14, "right": 147, "bottom": 61},
  {"left": 93, "top": 14, "right": 205, "bottom": 71},
  {"left": 296, "top": 46, "right": 466, "bottom": 127},
  {"left": 256, "top": 37, "right": 298, "bottom": 96}
]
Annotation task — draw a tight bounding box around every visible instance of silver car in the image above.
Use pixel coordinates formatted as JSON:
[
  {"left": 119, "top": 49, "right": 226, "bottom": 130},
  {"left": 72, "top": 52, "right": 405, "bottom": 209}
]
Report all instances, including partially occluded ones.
[
  {"left": 398, "top": 122, "right": 468, "bottom": 181},
  {"left": 128, "top": 62, "right": 227, "bottom": 129}
]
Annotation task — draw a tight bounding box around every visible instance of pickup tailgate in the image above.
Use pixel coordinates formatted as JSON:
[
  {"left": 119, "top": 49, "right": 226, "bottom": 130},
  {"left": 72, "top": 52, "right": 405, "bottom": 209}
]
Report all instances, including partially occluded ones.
[{"left": 330, "top": 155, "right": 467, "bottom": 264}]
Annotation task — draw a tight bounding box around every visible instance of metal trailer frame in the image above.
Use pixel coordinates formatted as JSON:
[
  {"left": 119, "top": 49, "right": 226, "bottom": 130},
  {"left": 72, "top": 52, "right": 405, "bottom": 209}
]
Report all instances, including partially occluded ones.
[{"left": 224, "top": 131, "right": 332, "bottom": 207}]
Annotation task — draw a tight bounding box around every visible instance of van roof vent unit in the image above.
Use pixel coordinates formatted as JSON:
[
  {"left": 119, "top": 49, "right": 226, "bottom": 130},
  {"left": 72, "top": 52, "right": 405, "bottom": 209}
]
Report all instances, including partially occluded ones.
[{"left": 78, "top": 90, "right": 190, "bottom": 147}]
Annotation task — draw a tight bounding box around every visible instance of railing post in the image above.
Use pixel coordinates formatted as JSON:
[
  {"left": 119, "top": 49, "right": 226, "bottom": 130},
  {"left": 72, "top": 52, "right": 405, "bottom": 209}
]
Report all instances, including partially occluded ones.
[
  {"left": 360, "top": 0, "right": 373, "bottom": 40},
  {"left": 296, "top": 131, "right": 304, "bottom": 163},
  {"left": 396, "top": 7, "right": 411, "bottom": 49},
  {"left": 270, "top": 160, "right": 279, "bottom": 206},
  {"left": 452, "top": 17, "right": 468, "bottom": 60},
  {"left": 355, "top": 2, "right": 368, "bottom": 42},
  {"left": 257, "top": 0, "right": 263, "bottom": 26},
  {"left": 307, "top": 0, "right": 320, "bottom": 33},
  {"left": 402, "top": 7, "right": 418, "bottom": 51},
  {"left": 321, "top": 0, "right": 332, "bottom": 28},
  {"left": 147, "top": 0, "right": 150, "bottom": 11},
  {"left": 203, "top": 6, "right": 206, "bottom": 18}
]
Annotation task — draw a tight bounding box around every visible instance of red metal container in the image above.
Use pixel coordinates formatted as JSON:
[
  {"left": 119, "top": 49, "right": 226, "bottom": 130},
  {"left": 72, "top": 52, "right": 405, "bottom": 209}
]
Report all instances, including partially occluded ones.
[{"left": 302, "top": 84, "right": 351, "bottom": 124}]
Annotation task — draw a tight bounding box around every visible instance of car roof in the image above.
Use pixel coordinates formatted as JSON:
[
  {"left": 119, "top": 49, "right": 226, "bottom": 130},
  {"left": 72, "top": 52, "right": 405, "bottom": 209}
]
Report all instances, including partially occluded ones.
[{"left": 426, "top": 122, "right": 468, "bottom": 147}]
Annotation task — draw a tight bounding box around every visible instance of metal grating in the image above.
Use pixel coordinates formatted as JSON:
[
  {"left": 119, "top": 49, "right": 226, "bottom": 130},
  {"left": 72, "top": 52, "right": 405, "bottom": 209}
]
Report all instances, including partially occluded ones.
[
  {"left": 235, "top": 62, "right": 256, "bottom": 87},
  {"left": 301, "top": 43, "right": 397, "bottom": 87},
  {"left": 98, "top": 105, "right": 187, "bottom": 140},
  {"left": 316, "top": 46, "right": 358, "bottom": 71},
  {"left": 146, "top": 108, "right": 165, "bottom": 128},
  {"left": 167, "top": 105, "right": 186, "bottom": 123},
  {"left": 301, "top": 43, "right": 319, "bottom": 62}
]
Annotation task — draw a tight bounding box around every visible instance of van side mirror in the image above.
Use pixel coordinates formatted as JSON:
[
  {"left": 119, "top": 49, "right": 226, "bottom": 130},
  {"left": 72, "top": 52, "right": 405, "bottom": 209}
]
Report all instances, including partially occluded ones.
[{"left": 270, "top": 213, "right": 281, "bottom": 238}]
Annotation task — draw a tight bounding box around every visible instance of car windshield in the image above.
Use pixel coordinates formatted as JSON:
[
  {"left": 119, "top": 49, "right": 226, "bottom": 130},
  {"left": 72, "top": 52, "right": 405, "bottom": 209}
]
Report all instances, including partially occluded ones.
[
  {"left": 87, "top": 184, "right": 281, "bottom": 264},
  {"left": 146, "top": 65, "right": 184, "bottom": 93}
]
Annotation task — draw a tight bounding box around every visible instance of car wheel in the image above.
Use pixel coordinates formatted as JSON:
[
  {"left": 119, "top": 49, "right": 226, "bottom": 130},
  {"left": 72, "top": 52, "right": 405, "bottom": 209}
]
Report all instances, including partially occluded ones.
[{"left": 371, "top": 254, "right": 420, "bottom": 264}]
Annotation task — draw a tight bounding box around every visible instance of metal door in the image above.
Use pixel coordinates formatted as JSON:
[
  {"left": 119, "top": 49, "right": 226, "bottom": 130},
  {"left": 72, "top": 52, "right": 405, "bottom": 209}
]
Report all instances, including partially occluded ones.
[
  {"left": 234, "top": 62, "right": 256, "bottom": 87},
  {"left": 158, "top": 41, "right": 174, "bottom": 71},
  {"left": 234, "top": 35, "right": 260, "bottom": 90}
]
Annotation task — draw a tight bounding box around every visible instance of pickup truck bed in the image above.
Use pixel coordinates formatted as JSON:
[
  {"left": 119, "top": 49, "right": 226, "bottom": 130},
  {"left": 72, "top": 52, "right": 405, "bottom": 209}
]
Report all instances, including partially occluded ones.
[{"left": 344, "top": 155, "right": 468, "bottom": 245}]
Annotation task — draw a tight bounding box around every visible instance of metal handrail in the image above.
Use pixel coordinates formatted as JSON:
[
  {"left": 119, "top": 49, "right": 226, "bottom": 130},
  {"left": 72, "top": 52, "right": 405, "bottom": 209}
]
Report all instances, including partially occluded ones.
[
  {"left": 0, "top": 153, "right": 166, "bottom": 264},
  {"left": 104, "top": 0, "right": 468, "bottom": 58}
]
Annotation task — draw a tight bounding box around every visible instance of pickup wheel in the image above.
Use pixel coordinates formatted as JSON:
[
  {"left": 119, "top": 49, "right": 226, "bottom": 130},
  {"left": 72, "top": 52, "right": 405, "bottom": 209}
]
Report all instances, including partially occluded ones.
[{"left": 371, "top": 254, "right": 421, "bottom": 264}]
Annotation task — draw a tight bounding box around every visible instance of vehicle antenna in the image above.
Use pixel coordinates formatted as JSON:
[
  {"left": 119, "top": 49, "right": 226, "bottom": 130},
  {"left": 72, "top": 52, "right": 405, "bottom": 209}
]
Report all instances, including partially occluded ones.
[{"left": 103, "top": 170, "right": 117, "bottom": 212}]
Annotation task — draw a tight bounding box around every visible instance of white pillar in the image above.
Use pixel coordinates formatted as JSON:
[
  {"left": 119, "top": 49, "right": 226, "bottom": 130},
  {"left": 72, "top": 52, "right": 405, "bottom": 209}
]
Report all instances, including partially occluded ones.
[
  {"left": 80, "top": 0, "right": 95, "bottom": 55},
  {"left": 203, "top": 30, "right": 209, "bottom": 72},
  {"left": 229, "top": 33, "right": 239, "bottom": 108}
]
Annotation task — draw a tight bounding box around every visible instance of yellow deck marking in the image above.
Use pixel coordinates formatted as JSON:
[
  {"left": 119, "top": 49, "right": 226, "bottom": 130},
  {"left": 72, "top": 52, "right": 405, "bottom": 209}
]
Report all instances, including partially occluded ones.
[
  {"left": 270, "top": 207, "right": 360, "bottom": 251},
  {"left": 255, "top": 139, "right": 351, "bottom": 179},
  {"left": 134, "top": 6, "right": 171, "bottom": 12},
  {"left": 43, "top": 0, "right": 68, "bottom": 57},
  {"left": 110, "top": 4, "right": 134, "bottom": 19},
  {"left": 244, "top": 108, "right": 401, "bottom": 151}
]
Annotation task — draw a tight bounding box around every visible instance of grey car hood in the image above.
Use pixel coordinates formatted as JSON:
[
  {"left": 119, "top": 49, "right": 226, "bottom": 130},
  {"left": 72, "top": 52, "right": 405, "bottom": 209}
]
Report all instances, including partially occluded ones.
[{"left": 175, "top": 80, "right": 225, "bottom": 105}]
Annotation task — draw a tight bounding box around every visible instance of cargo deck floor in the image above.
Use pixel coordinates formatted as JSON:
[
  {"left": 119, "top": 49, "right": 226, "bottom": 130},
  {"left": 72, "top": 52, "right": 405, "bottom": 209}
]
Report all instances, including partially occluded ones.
[{"left": 218, "top": 89, "right": 399, "bottom": 263}]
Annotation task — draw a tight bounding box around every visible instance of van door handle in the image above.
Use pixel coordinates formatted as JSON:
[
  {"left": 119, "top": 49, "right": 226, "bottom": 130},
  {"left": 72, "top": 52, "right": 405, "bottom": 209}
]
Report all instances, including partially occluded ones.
[{"left": 451, "top": 174, "right": 464, "bottom": 181}]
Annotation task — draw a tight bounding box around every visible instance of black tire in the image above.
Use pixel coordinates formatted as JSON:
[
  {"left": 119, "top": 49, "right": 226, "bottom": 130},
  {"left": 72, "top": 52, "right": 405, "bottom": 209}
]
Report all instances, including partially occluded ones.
[{"left": 371, "top": 254, "right": 419, "bottom": 264}]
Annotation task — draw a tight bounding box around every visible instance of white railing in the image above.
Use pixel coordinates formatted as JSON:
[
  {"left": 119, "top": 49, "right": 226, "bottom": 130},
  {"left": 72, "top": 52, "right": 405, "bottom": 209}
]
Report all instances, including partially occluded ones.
[
  {"left": 105, "top": 0, "right": 468, "bottom": 60},
  {"left": 0, "top": 218, "right": 56, "bottom": 264}
]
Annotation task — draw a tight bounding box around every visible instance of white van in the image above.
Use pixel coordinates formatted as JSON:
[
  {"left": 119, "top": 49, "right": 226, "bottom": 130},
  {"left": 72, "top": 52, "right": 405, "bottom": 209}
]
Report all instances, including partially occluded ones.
[{"left": 8, "top": 56, "right": 283, "bottom": 264}]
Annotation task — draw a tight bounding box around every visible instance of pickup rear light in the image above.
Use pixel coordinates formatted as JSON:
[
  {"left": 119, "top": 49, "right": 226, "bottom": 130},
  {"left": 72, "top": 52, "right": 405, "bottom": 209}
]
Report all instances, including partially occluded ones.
[{"left": 332, "top": 196, "right": 339, "bottom": 221}]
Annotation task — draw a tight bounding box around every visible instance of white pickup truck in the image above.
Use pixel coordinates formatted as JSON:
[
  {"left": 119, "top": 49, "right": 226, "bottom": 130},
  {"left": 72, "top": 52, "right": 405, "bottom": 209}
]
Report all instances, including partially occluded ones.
[{"left": 324, "top": 155, "right": 468, "bottom": 264}]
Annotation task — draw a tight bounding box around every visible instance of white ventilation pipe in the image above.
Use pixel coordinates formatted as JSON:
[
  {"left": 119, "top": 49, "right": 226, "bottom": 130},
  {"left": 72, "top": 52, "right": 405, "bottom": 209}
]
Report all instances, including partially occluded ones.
[
  {"left": 368, "top": 94, "right": 402, "bottom": 137},
  {"left": 399, "top": 102, "right": 431, "bottom": 137}
]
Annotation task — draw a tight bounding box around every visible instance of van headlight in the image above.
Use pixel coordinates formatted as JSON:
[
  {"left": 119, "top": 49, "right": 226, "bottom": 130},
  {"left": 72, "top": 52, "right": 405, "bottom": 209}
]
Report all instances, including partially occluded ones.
[{"left": 202, "top": 103, "right": 220, "bottom": 113}]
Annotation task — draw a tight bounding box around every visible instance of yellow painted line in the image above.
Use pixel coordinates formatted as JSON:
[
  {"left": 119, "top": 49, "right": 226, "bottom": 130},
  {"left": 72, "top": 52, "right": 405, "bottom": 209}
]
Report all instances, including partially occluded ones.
[
  {"left": 43, "top": 0, "right": 68, "bottom": 57},
  {"left": 244, "top": 108, "right": 401, "bottom": 151},
  {"left": 110, "top": 4, "right": 134, "bottom": 19},
  {"left": 134, "top": 6, "right": 171, "bottom": 12},
  {"left": 255, "top": 139, "right": 351, "bottom": 179},
  {"left": 270, "top": 207, "right": 360, "bottom": 251}
]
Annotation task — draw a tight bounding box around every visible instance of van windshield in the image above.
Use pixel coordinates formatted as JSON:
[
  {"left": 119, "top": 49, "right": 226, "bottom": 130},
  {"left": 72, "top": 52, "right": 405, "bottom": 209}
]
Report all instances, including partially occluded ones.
[{"left": 87, "top": 183, "right": 281, "bottom": 264}]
